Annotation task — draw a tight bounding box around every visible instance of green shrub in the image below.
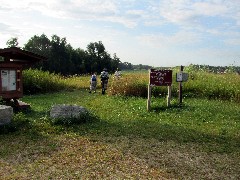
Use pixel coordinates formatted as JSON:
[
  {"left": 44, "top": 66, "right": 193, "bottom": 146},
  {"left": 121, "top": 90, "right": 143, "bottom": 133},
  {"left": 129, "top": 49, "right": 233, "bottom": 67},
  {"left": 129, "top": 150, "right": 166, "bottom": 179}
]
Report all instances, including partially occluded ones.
[
  {"left": 23, "top": 69, "right": 92, "bottom": 94},
  {"left": 23, "top": 69, "right": 67, "bottom": 94}
]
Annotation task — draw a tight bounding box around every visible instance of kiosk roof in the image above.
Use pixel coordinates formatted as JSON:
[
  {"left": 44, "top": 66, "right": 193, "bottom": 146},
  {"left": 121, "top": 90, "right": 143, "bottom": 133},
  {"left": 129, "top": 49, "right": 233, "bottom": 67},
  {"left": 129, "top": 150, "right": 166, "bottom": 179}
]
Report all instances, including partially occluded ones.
[{"left": 0, "top": 47, "right": 47, "bottom": 64}]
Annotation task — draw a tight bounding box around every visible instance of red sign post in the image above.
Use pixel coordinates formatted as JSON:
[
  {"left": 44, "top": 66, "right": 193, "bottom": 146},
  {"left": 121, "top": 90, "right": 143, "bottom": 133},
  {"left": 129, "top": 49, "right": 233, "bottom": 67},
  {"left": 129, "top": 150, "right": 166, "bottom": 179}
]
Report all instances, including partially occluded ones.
[{"left": 147, "top": 69, "right": 173, "bottom": 111}]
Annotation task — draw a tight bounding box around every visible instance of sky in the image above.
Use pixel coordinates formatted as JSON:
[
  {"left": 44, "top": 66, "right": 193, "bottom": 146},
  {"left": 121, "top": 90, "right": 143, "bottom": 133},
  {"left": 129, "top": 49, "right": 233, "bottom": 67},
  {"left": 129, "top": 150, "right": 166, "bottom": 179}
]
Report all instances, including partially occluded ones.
[{"left": 0, "top": 0, "right": 240, "bottom": 67}]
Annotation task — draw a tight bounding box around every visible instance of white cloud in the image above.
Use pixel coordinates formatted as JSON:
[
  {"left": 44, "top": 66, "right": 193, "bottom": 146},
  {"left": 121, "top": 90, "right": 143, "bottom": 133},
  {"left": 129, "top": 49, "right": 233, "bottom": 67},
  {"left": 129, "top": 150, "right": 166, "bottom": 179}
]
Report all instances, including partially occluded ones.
[
  {"left": 192, "top": 2, "right": 228, "bottom": 16},
  {"left": 137, "top": 30, "right": 201, "bottom": 48},
  {"left": 0, "top": 0, "right": 239, "bottom": 66},
  {"left": 157, "top": 0, "right": 237, "bottom": 26},
  {"left": 0, "top": 23, "right": 19, "bottom": 35}
]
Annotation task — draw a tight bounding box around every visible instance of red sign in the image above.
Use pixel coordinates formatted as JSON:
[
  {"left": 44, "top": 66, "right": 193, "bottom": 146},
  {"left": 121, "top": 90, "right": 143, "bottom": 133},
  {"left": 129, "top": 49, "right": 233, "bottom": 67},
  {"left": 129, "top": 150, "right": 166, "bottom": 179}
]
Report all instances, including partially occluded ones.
[{"left": 150, "top": 69, "right": 172, "bottom": 86}]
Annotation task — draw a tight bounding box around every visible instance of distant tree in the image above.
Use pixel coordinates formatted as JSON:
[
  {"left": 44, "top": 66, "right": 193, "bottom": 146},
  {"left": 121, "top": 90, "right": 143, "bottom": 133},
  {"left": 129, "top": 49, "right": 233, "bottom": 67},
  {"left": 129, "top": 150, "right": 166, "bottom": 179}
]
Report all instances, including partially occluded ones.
[
  {"left": 23, "top": 34, "right": 131, "bottom": 75},
  {"left": 24, "top": 34, "right": 51, "bottom": 70},
  {"left": 86, "top": 41, "right": 112, "bottom": 73},
  {"left": 111, "top": 53, "right": 121, "bottom": 71},
  {"left": 119, "top": 62, "right": 134, "bottom": 70},
  {"left": 50, "top": 35, "right": 72, "bottom": 75},
  {"left": 133, "top": 64, "right": 152, "bottom": 70},
  {"left": 6, "top": 37, "right": 19, "bottom": 47},
  {"left": 24, "top": 34, "right": 51, "bottom": 56},
  {"left": 67, "top": 47, "right": 86, "bottom": 74}
]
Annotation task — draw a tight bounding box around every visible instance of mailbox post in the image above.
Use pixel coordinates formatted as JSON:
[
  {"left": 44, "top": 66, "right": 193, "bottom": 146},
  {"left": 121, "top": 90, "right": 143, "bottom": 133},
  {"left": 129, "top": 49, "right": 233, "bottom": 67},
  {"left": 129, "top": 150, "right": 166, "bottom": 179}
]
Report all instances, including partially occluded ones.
[
  {"left": 179, "top": 66, "right": 184, "bottom": 104},
  {"left": 176, "top": 65, "right": 189, "bottom": 104}
]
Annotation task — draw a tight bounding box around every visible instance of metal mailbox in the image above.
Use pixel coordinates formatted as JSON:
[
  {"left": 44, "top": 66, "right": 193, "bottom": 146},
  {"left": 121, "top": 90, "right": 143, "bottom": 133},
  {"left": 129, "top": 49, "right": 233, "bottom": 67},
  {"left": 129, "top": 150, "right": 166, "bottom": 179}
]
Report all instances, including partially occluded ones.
[{"left": 176, "top": 72, "right": 188, "bottom": 82}]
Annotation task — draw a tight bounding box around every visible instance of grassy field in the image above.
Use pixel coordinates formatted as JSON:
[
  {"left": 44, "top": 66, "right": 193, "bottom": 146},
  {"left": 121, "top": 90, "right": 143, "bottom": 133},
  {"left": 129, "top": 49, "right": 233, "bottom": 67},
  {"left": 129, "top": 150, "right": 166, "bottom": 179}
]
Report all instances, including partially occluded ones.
[
  {"left": 1, "top": 68, "right": 240, "bottom": 179},
  {"left": 1, "top": 87, "right": 240, "bottom": 179}
]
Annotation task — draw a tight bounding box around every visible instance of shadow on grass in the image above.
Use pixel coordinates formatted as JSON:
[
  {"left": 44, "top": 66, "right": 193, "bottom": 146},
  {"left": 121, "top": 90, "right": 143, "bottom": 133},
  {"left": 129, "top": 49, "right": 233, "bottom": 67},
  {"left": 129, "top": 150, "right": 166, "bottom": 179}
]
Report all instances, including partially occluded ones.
[
  {"left": 1, "top": 103, "right": 239, "bottom": 160},
  {"left": 0, "top": 110, "right": 62, "bottom": 160},
  {"left": 150, "top": 102, "right": 194, "bottom": 112},
  {"left": 67, "top": 114, "right": 240, "bottom": 154}
]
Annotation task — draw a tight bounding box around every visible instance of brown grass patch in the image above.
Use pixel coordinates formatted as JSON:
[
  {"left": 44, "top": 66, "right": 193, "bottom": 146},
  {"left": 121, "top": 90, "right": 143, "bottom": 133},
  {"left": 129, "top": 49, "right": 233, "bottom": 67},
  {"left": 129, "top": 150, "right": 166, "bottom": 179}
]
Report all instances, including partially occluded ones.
[{"left": 0, "top": 134, "right": 170, "bottom": 179}]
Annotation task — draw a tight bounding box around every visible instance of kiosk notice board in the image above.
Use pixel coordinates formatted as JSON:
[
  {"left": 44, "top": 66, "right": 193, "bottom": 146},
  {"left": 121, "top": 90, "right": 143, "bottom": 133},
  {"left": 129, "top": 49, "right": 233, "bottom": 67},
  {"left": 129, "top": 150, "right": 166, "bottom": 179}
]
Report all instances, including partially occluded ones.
[
  {"left": 0, "top": 47, "right": 47, "bottom": 109},
  {"left": 1, "top": 70, "right": 17, "bottom": 91},
  {"left": 0, "top": 63, "right": 22, "bottom": 99}
]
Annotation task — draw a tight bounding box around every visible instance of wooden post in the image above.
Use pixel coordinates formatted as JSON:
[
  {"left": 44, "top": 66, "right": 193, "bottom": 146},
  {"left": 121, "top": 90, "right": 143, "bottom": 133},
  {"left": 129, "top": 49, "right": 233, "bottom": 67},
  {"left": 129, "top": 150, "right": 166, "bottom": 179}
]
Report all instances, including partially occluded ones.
[
  {"left": 179, "top": 65, "right": 184, "bottom": 104},
  {"left": 147, "top": 84, "right": 152, "bottom": 111},
  {"left": 167, "top": 85, "right": 171, "bottom": 107},
  {"left": 147, "top": 69, "right": 152, "bottom": 111}
]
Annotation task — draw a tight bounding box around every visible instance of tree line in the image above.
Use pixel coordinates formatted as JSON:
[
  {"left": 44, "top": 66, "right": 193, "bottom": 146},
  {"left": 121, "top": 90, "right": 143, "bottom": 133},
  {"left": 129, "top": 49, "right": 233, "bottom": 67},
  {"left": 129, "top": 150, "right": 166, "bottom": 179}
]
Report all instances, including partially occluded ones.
[{"left": 6, "top": 35, "right": 136, "bottom": 75}]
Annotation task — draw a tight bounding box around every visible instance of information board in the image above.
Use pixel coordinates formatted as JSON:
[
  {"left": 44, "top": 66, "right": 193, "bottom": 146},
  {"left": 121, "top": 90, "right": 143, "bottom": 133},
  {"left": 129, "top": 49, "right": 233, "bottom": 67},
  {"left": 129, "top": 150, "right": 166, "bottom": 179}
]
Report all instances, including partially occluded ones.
[
  {"left": 1, "top": 70, "right": 16, "bottom": 91},
  {"left": 150, "top": 69, "right": 172, "bottom": 86}
]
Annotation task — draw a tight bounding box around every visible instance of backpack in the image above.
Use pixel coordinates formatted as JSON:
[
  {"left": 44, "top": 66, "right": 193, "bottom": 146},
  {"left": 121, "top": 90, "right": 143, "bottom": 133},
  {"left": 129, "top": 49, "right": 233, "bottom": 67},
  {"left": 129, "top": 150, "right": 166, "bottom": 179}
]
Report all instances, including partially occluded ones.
[
  {"left": 91, "top": 75, "right": 96, "bottom": 81},
  {"left": 100, "top": 72, "right": 108, "bottom": 80}
]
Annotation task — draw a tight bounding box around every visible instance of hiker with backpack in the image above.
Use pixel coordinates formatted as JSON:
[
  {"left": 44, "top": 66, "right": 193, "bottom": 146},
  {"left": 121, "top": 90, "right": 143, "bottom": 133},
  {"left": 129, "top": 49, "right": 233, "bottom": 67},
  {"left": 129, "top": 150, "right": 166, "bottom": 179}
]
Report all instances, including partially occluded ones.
[
  {"left": 114, "top": 68, "right": 121, "bottom": 80},
  {"left": 89, "top": 72, "right": 97, "bottom": 93},
  {"left": 100, "top": 68, "right": 109, "bottom": 94}
]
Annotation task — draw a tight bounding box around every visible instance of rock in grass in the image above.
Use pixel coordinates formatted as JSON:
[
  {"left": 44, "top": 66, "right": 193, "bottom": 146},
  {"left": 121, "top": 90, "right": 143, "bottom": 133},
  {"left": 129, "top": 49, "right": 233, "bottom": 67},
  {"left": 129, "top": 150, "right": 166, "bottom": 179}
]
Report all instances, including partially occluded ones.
[
  {"left": 50, "top": 104, "right": 90, "bottom": 125},
  {"left": 0, "top": 105, "right": 13, "bottom": 126}
]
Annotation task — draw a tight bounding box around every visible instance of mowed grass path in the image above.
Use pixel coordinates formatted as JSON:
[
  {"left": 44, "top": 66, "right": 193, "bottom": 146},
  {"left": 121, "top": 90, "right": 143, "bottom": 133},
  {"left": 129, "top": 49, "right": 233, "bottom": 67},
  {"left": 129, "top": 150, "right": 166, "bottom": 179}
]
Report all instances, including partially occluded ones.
[{"left": 0, "top": 90, "right": 240, "bottom": 179}]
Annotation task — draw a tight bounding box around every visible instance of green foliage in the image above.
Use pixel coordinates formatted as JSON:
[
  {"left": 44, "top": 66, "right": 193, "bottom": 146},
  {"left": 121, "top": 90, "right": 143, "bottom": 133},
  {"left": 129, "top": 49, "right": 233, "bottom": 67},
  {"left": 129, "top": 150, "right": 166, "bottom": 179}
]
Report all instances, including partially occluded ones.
[
  {"left": 132, "top": 64, "right": 152, "bottom": 70},
  {"left": 23, "top": 69, "right": 69, "bottom": 94},
  {"left": 6, "top": 37, "right": 19, "bottom": 47},
  {"left": 119, "top": 61, "right": 134, "bottom": 70},
  {"left": 24, "top": 34, "right": 121, "bottom": 75}
]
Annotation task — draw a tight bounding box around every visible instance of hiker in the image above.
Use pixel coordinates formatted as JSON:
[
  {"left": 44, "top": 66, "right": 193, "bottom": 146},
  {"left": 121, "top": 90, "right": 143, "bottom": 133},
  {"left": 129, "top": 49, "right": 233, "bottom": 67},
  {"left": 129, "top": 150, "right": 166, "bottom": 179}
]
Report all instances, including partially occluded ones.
[
  {"left": 114, "top": 68, "right": 121, "bottom": 79},
  {"left": 100, "top": 68, "right": 109, "bottom": 94},
  {"left": 89, "top": 72, "right": 97, "bottom": 93}
]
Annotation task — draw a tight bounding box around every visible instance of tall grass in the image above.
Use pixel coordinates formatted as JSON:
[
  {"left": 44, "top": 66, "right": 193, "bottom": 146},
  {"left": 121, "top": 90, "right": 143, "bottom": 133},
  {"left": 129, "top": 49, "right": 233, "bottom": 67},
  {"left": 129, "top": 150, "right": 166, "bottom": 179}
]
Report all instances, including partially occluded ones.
[
  {"left": 22, "top": 68, "right": 240, "bottom": 102},
  {"left": 184, "top": 72, "right": 240, "bottom": 102},
  {"left": 108, "top": 70, "right": 240, "bottom": 102},
  {"left": 23, "top": 69, "right": 66, "bottom": 94},
  {"left": 22, "top": 69, "right": 90, "bottom": 94},
  {"left": 108, "top": 73, "right": 148, "bottom": 97}
]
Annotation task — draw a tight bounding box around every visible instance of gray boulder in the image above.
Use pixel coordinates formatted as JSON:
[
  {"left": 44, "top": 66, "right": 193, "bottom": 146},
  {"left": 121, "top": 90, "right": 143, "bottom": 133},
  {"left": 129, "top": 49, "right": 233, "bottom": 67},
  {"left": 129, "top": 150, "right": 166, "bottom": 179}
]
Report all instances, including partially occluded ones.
[
  {"left": 0, "top": 105, "right": 13, "bottom": 125},
  {"left": 50, "top": 104, "right": 88, "bottom": 119}
]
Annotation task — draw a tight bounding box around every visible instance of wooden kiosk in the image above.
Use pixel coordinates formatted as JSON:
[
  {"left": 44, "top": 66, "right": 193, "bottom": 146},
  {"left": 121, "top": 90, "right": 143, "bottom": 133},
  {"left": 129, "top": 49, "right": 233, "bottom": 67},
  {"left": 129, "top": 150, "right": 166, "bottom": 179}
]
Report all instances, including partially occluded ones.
[{"left": 0, "top": 47, "right": 47, "bottom": 109}]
